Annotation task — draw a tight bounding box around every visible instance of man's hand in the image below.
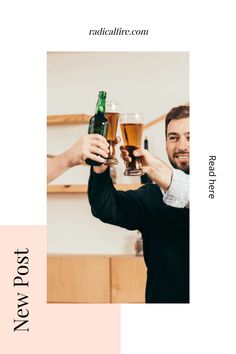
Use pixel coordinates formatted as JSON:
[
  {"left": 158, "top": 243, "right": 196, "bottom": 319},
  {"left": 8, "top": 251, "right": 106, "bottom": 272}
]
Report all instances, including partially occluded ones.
[{"left": 120, "top": 147, "right": 173, "bottom": 191}]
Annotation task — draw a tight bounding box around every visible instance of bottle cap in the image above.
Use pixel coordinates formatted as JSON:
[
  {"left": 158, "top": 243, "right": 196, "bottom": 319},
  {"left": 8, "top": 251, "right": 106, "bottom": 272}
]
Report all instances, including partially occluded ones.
[{"left": 99, "top": 91, "right": 107, "bottom": 99}]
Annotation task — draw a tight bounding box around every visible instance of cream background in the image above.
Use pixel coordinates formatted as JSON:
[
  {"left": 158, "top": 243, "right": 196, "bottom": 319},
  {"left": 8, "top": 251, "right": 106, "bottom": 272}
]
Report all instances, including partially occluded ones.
[
  {"left": 2, "top": 2, "right": 234, "bottom": 353},
  {"left": 47, "top": 52, "right": 189, "bottom": 254}
]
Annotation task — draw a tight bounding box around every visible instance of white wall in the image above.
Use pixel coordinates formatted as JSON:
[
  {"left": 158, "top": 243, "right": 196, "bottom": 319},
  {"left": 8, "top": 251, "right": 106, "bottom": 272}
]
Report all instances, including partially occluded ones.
[{"left": 47, "top": 52, "right": 189, "bottom": 254}]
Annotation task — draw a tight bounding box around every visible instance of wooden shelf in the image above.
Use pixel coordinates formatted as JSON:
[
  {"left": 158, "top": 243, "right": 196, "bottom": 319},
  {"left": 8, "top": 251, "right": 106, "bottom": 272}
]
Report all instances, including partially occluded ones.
[
  {"left": 47, "top": 184, "right": 142, "bottom": 194},
  {"left": 144, "top": 101, "right": 189, "bottom": 130},
  {"left": 47, "top": 114, "right": 91, "bottom": 125}
]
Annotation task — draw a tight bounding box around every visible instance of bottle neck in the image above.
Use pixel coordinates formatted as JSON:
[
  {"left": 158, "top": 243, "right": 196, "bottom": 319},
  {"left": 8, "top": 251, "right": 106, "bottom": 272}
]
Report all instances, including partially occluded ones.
[{"left": 95, "top": 97, "right": 106, "bottom": 115}]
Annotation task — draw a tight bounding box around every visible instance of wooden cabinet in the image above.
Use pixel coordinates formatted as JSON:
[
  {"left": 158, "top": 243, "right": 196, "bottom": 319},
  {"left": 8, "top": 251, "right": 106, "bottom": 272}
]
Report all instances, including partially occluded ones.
[
  {"left": 111, "top": 256, "right": 146, "bottom": 303},
  {"left": 47, "top": 255, "right": 110, "bottom": 303},
  {"left": 47, "top": 255, "right": 146, "bottom": 303}
]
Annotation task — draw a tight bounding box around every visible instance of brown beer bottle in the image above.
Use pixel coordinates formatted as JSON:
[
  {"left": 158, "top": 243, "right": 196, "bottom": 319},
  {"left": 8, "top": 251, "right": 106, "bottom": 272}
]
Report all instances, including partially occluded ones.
[{"left": 85, "top": 91, "right": 108, "bottom": 166}]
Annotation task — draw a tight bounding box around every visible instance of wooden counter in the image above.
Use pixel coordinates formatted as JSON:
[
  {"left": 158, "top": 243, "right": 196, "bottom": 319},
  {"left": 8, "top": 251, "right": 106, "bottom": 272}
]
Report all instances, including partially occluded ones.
[{"left": 47, "top": 254, "right": 146, "bottom": 303}]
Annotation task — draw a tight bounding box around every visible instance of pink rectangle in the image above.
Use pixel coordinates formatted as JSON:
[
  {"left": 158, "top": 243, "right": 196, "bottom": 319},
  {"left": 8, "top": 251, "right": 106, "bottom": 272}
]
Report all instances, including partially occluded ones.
[{"left": 0, "top": 226, "right": 120, "bottom": 354}]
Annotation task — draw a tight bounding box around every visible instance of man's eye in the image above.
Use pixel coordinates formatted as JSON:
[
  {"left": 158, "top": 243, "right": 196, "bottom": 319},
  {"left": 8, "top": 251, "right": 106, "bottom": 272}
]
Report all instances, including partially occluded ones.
[{"left": 169, "top": 136, "right": 177, "bottom": 141}]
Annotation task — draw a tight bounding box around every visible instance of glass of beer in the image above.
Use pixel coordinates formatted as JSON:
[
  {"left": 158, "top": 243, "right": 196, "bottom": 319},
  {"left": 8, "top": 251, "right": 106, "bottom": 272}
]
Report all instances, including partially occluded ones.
[
  {"left": 104, "top": 101, "right": 120, "bottom": 165},
  {"left": 120, "top": 113, "right": 144, "bottom": 176}
]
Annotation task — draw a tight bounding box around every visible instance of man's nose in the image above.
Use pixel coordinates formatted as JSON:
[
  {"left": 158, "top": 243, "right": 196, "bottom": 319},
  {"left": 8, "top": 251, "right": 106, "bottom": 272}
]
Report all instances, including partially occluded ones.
[{"left": 176, "top": 137, "right": 189, "bottom": 150}]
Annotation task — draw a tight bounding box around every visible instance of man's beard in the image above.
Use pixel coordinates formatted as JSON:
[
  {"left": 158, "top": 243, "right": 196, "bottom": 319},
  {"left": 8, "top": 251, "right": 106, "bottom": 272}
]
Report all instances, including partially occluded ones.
[{"left": 169, "top": 159, "right": 190, "bottom": 175}]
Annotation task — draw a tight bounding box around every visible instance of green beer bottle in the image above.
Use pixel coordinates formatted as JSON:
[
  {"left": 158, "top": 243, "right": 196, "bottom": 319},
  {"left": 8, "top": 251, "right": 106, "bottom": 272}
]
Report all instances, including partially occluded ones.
[{"left": 85, "top": 91, "right": 108, "bottom": 166}]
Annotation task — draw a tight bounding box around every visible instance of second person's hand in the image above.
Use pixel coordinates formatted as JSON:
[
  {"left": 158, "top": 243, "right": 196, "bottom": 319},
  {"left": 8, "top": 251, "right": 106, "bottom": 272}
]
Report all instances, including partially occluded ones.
[
  {"left": 65, "top": 134, "right": 109, "bottom": 167},
  {"left": 93, "top": 136, "right": 121, "bottom": 174}
]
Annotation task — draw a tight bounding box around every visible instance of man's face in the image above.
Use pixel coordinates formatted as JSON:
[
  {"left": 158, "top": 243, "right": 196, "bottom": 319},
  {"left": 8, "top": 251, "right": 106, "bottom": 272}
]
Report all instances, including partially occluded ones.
[{"left": 166, "top": 117, "right": 190, "bottom": 173}]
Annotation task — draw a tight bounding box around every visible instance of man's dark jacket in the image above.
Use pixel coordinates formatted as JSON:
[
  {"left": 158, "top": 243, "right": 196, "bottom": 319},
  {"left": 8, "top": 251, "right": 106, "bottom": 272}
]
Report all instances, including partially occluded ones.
[{"left": 88, "top": 168, "right": 189, "bottom": 303}]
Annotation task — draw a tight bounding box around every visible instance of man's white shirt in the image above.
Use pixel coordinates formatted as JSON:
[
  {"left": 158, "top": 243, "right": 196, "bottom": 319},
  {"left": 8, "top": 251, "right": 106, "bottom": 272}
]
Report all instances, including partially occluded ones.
[{"left": 162, "top": 168, "right": 189, "bottom": 208}]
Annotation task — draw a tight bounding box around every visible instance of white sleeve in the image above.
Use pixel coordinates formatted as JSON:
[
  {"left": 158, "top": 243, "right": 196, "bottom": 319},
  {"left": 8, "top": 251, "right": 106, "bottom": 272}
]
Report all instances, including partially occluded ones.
[{"left": 163, "top": 168, "right": 189, "bottom": 208}]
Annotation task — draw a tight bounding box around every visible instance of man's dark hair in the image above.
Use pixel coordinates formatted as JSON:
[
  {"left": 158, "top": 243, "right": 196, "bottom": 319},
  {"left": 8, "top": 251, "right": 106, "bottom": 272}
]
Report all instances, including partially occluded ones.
[{"left": 165, "top": 105, "right": 189, "bottom": 137}]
